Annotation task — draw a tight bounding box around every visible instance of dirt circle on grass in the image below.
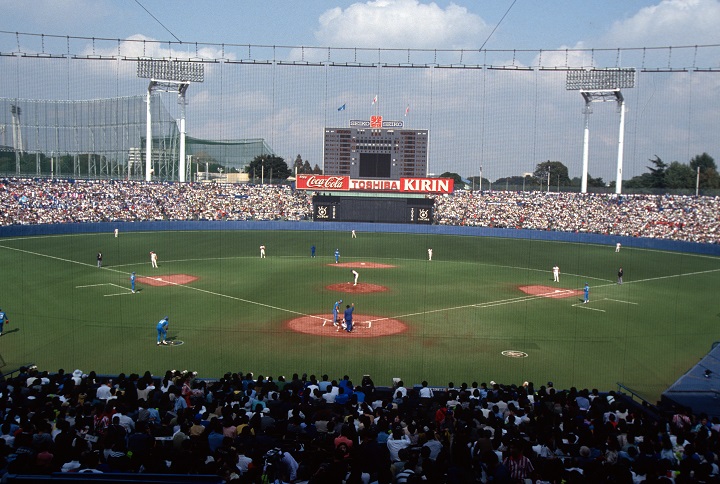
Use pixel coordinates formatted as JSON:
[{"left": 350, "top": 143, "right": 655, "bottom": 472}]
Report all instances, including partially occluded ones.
[
  {"left": 329, "top": 262, "right": 396, "bottom": 269},
  {"left": 137, "top": 274, "right": 198, "bottom": 287},
  {"left": 287, "top": 314, "right": 407, "bottom": 338},
  {"left": 518, "top": 285, "right": 582, "bottom": 299},
  {"left": 326, "top": 283, "right": 388, "bottom": 294}
]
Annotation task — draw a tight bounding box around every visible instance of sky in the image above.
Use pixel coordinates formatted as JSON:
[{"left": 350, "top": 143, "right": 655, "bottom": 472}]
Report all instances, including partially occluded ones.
[{"left": 2, "top": 0, "right": 720, "bottom": 183}]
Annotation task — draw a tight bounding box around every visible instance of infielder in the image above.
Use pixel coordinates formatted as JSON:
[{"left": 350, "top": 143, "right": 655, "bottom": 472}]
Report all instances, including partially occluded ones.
[
  {"left": 583, "top": 283, "right": 590, "bottom": 304},
  {"left": 97, "top": 252, "right": 103, "bottom": 268},
  {"left": 332, "top": 299, "right": 343, "bottom": 330},
  {"left": 150, "top": 251, "right": 158, "bottom": 268},
  {"left": 351, "top": 270, "right": 359, "bottom": 286},
  {"left": 343, "top": 303, "right": 355, "bottom": 332},
  {"left": 334, "top": 248, "right": 340, "bottom": 264},
  {"left": 0, "top": 308, "right": 9, "bottom": 336},
  {"left": 156, "top": 316, "right": 169, "bottom": 345},
  {"left": 553, "top": 265, "right": 560, "bottom": 282},
  {"left": 260, "top": 245, "right": 266, "bottom": 258},
  {"left": 130, "top": 272, "right": 136, "bottom": 293}
]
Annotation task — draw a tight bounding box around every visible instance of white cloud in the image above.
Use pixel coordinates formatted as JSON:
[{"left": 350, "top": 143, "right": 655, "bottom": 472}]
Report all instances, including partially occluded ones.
[
  {"left": 603, "top": 0, "right": 720, "bottom": 48},
  {"left": 314, "top": 0, "right": 488, "bottom": 49}
]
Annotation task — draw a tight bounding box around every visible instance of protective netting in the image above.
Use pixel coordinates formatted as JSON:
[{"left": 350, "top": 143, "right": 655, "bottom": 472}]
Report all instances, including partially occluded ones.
[{"left": 0, "top": 33, "right": 719, "bottom": 187}]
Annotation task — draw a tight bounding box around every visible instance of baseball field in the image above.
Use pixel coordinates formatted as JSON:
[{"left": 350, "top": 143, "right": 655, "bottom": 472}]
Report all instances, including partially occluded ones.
[{"left": 1, "top": 228, "right": 718, "bottom": 401}]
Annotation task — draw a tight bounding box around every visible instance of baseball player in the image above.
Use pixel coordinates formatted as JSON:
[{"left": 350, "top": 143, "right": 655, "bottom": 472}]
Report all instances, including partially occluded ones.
[
  {"left": 552, "top": 265, "right": 560, "bottom": 282},
  {"left": 343, "top": 303, "right": 355, "bottom": 332},
  {"left": 428, "top": 248, "right": 433, "bottom": 261},
  {"left": 97, "top": 252, "right": 103, "bottom": 268},
  {"left": 114, "top": 228, "right": 119, "bottom": 238},
  {"left": 334, "top": 248, "right": 340, "bottom": 264},
  {"left": 351, "top": 229, "right": 357, "bottom": 238},
  {"left": 0, "top": 308, "right": 9, "bottom": 336},
  {"left": 130, "top": 272, "right": 136, "bottom": 293},
  {"left": 156, "top": 316, "right": 169, "bottom": 345},
  {"left": 351, "top": 270, "right": 359, "bottom": 286},
  {"left": 150, "top": 251, "right": 158, "bottom": 268},
  {"left": 616, "top": 242, "right": 621, "bottom": 252},
  {"left": 617, "top": 267, "right": 624, "bottom": 285},
  {"left": 583, "top": 283, "right": 590, "bottom": 304},
  {"left": 311, "top": 245, "right": 316, "bottom": 258},
  {"left": 332, "top": 299, "right": 343, "bottom": 330},
  {"left": 260, "top": 245, "right": 266, "bottom": 258}
]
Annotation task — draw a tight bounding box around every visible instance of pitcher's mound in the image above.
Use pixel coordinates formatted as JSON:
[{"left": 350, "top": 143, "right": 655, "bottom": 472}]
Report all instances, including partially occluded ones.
[
  {"left": 138, "top": 274, "right": 198, "bottom": 287},
  {"left": 326, "top": 283, "right": 388, "bottom": 294},
  {"left": 518, "top": 285, "right": 581, "bottom": 299},
  {"left": 287, "top": 314, "right": 407, "bottom": 338},
  {"left": 330, "top": 262, "right": 395, "bottom": 268}
]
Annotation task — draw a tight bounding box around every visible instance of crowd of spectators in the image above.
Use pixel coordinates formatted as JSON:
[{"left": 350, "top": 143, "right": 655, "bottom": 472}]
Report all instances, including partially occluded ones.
[
  {"left": 1, "top": 178, "right": 719, "bottom": 244},
  {"left": 1, "top": 367, "right": 718, "bottom": 483},
  {"left": 433, "top": 191, "right": 720, "bottom": 244},
  {"left": 0, "top": 179, "right": 312, "bottom": 225}
]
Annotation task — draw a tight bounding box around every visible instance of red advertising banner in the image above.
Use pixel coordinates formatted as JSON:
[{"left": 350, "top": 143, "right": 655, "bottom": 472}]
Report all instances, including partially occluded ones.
[
  {"left": 297, "top": 174, "right": 453, "bottom": 194},
  {"left": 296, "top": 174, "right": 350, "bottom": 191}
]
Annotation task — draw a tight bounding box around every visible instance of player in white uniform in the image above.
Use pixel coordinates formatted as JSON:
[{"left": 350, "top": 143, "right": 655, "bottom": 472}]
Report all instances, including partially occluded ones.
[
  {"left": 351, "top": 230, "right": 357, "bottom": 238},
  {"left": 260, "top": 245, "right": 266, "bottom": 258},
  {"left": 428, "top": 248, "right": 433, "bottom": 261},
  {"left": 150, "top": 251, "right": 158, "bottom": 268},
  {"left": 553, "top": 265, "right": 560, "bottom": 282},
  {"left": 351, "top": 270, "right": 359, "bottom": 286},
  {"left": 616, "top": 243, "right": 621, "bottom": 252}
]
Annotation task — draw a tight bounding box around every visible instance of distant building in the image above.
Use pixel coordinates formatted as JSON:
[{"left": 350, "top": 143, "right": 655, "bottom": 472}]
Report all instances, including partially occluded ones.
[{"left": 323, "top": 125, "right": 428, "bottom": 180}]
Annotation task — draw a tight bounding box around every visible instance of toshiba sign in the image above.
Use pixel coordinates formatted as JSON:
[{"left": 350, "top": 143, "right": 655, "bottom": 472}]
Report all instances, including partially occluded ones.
[{"left": 297, "top": 175, "right": 453, "bottom": 194}]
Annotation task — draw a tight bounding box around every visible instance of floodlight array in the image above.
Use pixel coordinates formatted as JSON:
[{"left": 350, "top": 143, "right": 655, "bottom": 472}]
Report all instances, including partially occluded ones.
[
  {"left": 566, "top": 68, "right": 635, "bottom": 91},
  {"left": 137, "top": 60, "right": 204, "bottom": 82}
]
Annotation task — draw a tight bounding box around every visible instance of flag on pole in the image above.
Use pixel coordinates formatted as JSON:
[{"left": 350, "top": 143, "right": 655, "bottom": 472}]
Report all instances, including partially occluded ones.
[
  {"left": 404, "top": 105, "right": 410, "bottom": 117},
  {"left": 372, "top": 95, "right": 378, "bottom": 105},
  {"left": 337, "top": 103, "right": 346, "bottom": 111}
]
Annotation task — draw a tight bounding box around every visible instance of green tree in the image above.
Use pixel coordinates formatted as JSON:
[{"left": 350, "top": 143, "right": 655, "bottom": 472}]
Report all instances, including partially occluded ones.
[
  {"left": 312, "top": 164, "right": 322, "bottom": 174},
  {"left": 690, "top": 153, "right": 720, "bottom": 188},
  {"left": 438, "top": 172, "right": 464, "bottom": 188},
  {"left": 646, "top": 155, "right": 667, "bottom": 188},
  {"left": 664, "top": 161, "right": 695, "bottom": 189},
  {"left": 532, "top": 161, "right": 571, "bottom": 187},
  {"left": 292, "top": 154, "right": 304, "bottom": 174},
  {"left": 245, "top": 154, "right": 291, "bottom": 180},
  {"left": 466, "top": 175, "right": 490, "bottom": 189},
  {"left": 302, "top": 160, "right": 312, "bottom": 173}
]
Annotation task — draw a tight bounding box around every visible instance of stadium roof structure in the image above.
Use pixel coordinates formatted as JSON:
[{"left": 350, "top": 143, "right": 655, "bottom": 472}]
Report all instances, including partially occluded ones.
[
  {"left": 661, "top": 344, "right": 720, "bottom": 418},
  {"left": 185, "top": 136, "right": 274, "bottom": 173}
]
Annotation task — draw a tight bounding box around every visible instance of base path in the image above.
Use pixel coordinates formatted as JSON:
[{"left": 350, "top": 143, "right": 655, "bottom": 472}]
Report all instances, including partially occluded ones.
[
  {"left": 326, "top": 283, "right": 389, "bottom": 294},
  {"left": 518, "top": 285, "right": 582, "bottom": 299},
  {"left": 287, "top": 314, "right": 407, "bottom": 338},
  {"left": 329, "top": 262, "right": 396, "bottom": 269},
  {"left": 137, "top": 274, "right": 198, "bottom": 287}
]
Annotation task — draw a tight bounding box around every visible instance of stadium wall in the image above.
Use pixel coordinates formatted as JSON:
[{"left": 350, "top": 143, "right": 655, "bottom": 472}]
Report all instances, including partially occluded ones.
[{"left": 1, "top": 221, "right": 719, "bottom": 256}]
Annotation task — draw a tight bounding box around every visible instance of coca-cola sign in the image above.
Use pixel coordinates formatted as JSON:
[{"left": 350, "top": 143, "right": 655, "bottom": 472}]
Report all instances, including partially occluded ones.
[{"left": 296, "top": 174, "right": 350, "bottom": 191}]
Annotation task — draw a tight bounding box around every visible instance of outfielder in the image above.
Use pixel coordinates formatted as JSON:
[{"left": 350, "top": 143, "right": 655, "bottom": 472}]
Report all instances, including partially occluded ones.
[
  {"left": 428, "top": 248, "right": 433, "bottom": 261},
  {"left": 351, "top": 270, "right": 359, "bottom": 286},
  {"left": 156, "top": 316, "right": 169, "bottom": 345},
  {"left": 150, "top": 251, "right": 158, "bottom": 268},
  {"left": 553, "top": 265, "right": 560, "bottom": 282},
  {"left": 260, "top": 245, "right": 266, "bottom": 258},
  {"left": 616, "top": 242, "right": 621, "bottom": 252}
]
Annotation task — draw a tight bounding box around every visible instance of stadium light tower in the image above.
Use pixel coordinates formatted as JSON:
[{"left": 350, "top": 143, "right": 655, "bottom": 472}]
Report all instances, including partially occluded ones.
[
  {"left": 566, "top": 69, "right": 635, "bottom": 194},
  {"left": 137, "top": 60, "right": 204, "bottom": 182},
  {"left": 10, "top": 104, "right": 24, "bottom": 173}
]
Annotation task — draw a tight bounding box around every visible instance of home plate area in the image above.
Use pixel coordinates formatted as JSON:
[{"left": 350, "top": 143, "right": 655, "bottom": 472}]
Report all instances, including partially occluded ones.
[
  {"left": 287, "top": 314, "right": 407, "bottom": 338},
  {"left": 518, "top": 285, "right": 581, "bottom": 299}
]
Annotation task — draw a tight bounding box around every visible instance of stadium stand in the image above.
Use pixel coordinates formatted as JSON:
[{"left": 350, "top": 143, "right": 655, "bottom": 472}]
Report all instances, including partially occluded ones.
[{"left": 0, "top": 366, "right": 718, "bottom": 482}]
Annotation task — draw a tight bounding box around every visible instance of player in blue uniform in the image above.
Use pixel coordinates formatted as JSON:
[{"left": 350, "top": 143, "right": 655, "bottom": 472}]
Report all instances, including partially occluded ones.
[
  {"left": 583, "top": 283, "right": 590, "bottom": 304},
  {"left": 343, "top": 303, "right": 355, "bottom": 332},
  {"left": 311, "top": 245, "right": 316, "bottom": 258},
  {"left": 156, "top": 317, "right": 169, "bottom": 345},
  {"left": 332, "top": 299, "right": 343, "bottom": 330},
  {"left": 334, "top": 248, "right": 340, "bottom": 264},
  {"left": 130, "top": 272, "right": 136, "bottom": 293},
  {"left": 0, "top": 308, "right": 9, "bottom": 336}
]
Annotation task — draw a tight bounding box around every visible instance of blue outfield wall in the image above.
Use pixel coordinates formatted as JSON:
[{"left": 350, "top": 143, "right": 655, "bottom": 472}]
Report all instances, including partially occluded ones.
[{"left": 1, "top": 221, "right": 719, "bottom": 256}]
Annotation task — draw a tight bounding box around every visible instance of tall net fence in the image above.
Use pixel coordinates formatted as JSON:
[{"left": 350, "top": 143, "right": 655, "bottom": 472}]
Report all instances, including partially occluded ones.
[{"left": 1, "top": 32, "right": 719, "bottom": 187}]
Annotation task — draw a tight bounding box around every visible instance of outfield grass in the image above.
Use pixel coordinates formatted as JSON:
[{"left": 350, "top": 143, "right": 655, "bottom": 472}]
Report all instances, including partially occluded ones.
[{"left": 1, "top": 228, "right": 718, "bottom": 401}]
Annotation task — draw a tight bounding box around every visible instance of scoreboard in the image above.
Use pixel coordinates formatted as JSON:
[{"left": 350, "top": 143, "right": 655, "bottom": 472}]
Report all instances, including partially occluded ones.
[{"left": 313, "top": 195, "right": 433, "bottom": 224}]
